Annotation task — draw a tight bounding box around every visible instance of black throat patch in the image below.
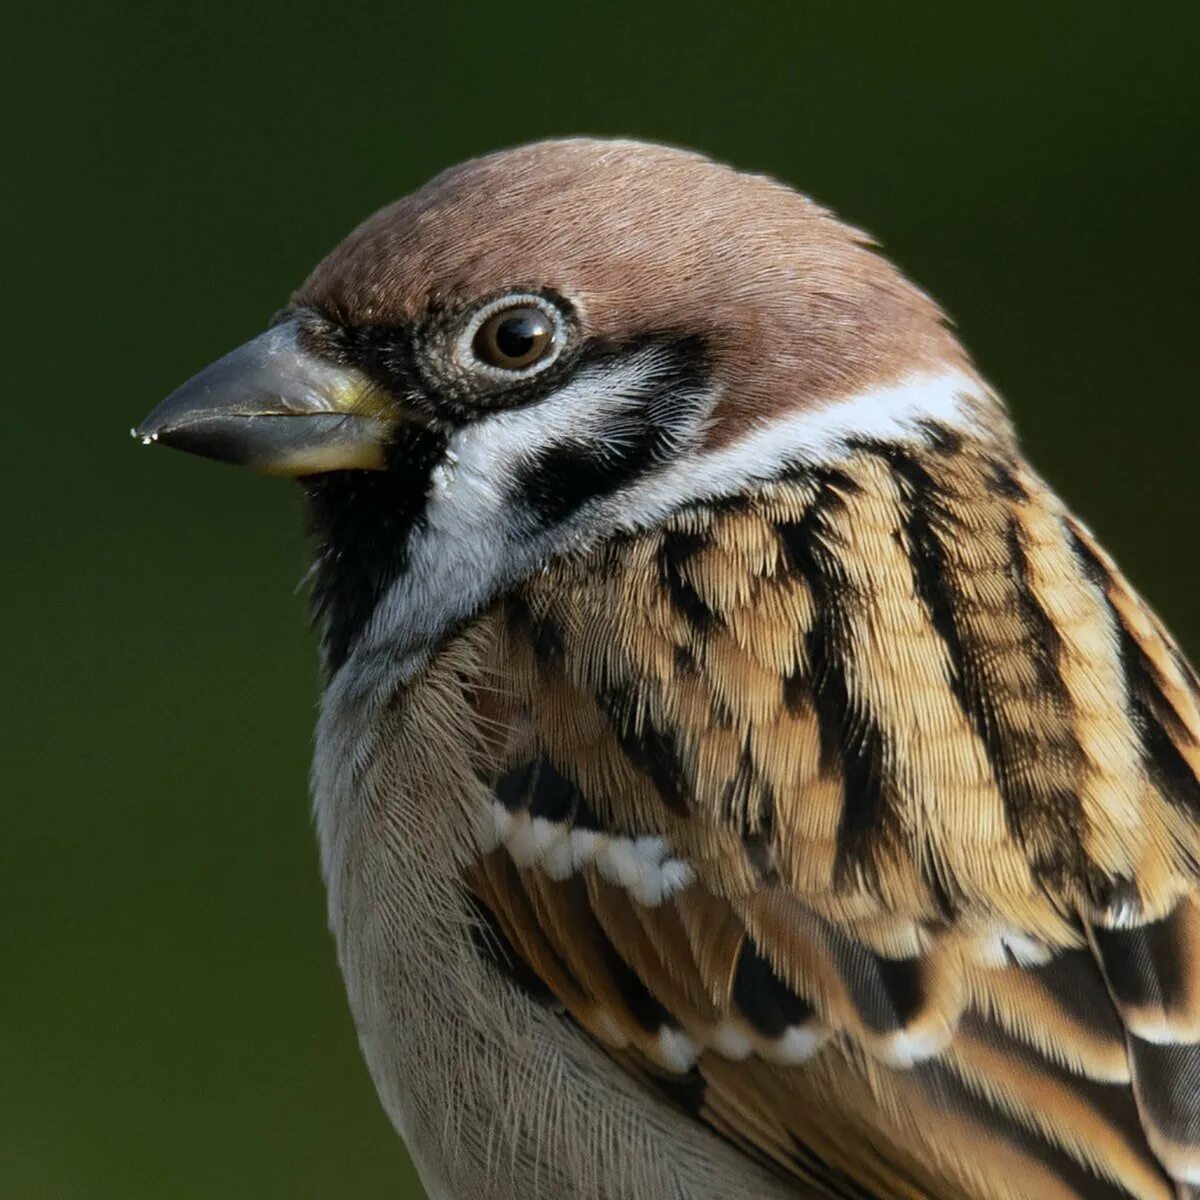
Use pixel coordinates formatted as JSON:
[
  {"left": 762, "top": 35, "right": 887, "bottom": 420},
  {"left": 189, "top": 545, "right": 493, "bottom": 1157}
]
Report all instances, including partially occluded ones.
[{"left": 303, "top": 423, "right": 448, "bottom": 671}]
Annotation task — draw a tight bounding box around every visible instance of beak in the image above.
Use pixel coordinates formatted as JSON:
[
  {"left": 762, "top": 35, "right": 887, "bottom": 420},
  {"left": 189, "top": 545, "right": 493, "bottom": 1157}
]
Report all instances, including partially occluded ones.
[{"left": 134, "top": 317, "right": 393, "bottom": 475}]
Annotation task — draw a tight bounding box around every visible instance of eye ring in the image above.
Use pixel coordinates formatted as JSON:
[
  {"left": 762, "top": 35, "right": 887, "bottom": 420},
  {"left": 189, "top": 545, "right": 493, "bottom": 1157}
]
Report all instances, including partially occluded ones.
[{"left": 458, "top": 294, "right": 566, "bottom": 379}]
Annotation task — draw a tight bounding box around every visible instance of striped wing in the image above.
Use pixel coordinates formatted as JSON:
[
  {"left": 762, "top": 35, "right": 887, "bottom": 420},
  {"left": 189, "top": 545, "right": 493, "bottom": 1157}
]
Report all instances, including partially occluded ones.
[{"left": 466, "top": 427, "right": 1200, "bottom": 1200}]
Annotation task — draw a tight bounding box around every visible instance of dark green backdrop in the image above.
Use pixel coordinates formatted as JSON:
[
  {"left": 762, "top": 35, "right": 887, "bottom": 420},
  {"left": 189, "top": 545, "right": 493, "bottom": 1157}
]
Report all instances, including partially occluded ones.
[{"left": 6, "top": 2, "right": 1198, "bottom": 1196}]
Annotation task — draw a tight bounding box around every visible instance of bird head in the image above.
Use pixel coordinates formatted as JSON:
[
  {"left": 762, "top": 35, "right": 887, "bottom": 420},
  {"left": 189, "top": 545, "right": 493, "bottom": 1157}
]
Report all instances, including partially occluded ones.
[{"left": 137, "top": 138, "right": 994, "bottom": 675}]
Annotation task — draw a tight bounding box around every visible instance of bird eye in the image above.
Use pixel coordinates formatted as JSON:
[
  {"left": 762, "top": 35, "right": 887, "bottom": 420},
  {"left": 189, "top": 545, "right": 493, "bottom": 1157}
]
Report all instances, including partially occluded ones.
[{"left": 472, "top": 305, "right": 556, "bottom": 371}]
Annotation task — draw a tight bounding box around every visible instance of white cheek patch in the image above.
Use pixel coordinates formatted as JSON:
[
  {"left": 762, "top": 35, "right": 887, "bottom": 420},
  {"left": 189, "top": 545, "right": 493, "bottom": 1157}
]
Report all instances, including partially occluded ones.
[
  {"left": 332, "top": 348, "right": 703, "bottom": 700},
  {"left": 597, "top": 366, "right": 983, "bottom": 535},
  {"left": 327, "top": 366, "right": 987, "bottom": 714}
]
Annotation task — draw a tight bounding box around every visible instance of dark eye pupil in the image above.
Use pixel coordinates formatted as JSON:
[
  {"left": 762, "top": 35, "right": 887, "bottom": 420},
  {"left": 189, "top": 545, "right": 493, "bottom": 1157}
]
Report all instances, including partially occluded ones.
[
  {"left": 495, "top": 314, "right": 542, "bottom": 359},
  {"left": 474, "top": 305, "right": 556, "bottom": 369}
]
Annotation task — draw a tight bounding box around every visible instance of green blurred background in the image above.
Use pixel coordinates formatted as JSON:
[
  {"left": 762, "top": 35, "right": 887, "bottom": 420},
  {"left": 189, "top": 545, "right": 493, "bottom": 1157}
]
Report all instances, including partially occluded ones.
[{"left": 5, "top": 2, "right": 1198, "bottom": 1196}]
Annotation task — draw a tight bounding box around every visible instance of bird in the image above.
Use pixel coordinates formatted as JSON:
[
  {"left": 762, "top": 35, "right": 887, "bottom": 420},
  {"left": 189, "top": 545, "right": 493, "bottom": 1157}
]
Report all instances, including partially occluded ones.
[{"left": 135, "top": 138, "right": 1200, "bottom": 1200}]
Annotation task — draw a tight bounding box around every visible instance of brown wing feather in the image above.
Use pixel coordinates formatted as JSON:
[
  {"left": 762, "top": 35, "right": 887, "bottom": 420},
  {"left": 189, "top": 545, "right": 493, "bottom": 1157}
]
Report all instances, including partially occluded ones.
[
  {"left": 1067, "top": 520, "right": 1200, "bottom": 1188},
  {"left": 465, "top": 426, "right": 1200, "bottom": 1198}
]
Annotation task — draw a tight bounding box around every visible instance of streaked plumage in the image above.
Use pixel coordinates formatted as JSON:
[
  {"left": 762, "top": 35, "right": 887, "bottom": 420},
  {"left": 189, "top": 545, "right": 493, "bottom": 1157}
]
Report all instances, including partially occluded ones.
[{"left": 138, "top": 138, "right": 1200, "bottom": 1199}]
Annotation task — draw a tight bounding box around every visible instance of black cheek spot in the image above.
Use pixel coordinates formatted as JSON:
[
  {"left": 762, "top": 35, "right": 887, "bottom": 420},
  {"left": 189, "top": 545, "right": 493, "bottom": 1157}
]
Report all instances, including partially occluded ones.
[
  {"left": 514, "top": 333, "right": 712, "bottom": 528},
  {"left": 520, "top": 442, "right": 654, "bottom": 526}
]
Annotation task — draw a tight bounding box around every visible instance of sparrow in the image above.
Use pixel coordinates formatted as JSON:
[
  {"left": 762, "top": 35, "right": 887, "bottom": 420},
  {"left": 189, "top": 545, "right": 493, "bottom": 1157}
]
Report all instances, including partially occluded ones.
[{"left": 136, "top": 138, "right": 1200, "bottom": 1200}]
